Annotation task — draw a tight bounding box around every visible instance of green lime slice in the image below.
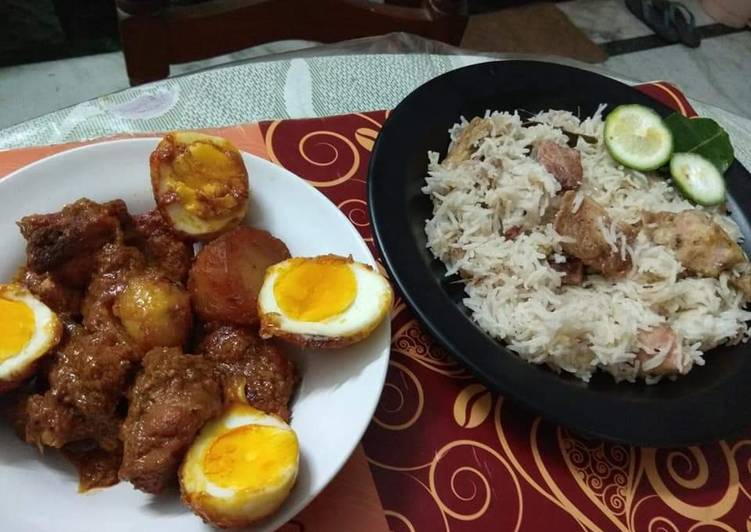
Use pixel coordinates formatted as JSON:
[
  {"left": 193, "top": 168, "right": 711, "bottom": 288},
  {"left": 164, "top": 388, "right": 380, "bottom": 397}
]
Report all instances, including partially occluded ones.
[
  {"left": 604, "top": 104, "right": 673, "bottom": 171},
  {"left": 670, "top": 152, "right": 726, "bottom": 206}
]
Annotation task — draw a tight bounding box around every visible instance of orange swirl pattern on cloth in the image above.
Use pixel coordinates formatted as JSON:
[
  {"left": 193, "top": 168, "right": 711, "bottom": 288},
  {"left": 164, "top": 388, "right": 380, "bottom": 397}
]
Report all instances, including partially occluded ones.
[
  {"left": 372, "top": 359, "right": 425, "bottom": 431},
  {"left": 256, "top": 86, "right": 751, "bottom": 531}
]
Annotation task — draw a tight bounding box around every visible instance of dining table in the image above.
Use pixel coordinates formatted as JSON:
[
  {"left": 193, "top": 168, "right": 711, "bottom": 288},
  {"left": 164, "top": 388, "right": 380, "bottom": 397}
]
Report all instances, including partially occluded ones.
[{"left": 3, "top": 33, "right": 751, "bottom": 532}]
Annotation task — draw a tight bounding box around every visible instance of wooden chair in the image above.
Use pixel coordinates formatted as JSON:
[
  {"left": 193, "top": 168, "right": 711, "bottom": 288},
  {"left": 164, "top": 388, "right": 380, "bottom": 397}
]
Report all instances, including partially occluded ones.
[{"left": 116, "top": 0, "right": 468, "bottom": 85}]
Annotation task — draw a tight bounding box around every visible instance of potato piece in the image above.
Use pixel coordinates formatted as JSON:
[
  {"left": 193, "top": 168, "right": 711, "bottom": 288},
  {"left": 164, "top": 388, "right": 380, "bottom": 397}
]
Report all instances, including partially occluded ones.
[
  {"left": 150, "top": 132, "right": 249, "bottom": 241},
  {"left": 113, "top": 272, "right": 192, "bottom": 351},
  {"left": 189, "top": 227, "right": 290, "bottom": 325}
]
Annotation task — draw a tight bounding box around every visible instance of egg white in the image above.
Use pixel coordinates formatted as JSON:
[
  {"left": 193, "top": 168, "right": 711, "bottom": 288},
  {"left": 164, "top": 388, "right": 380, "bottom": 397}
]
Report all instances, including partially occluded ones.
[
  {"left": 0, "top": 284, "right": 61, "bottom": 390},
  {"left": 179, "top": 404, "right": 299, "bottom": 528},
  {"left": 152, "top": 131, "right": 249, "bottom": 240},
  {"left": 258, "top": 260, "right": 392, "bottom": 340},
  {"left": 162, "top": 199, "right": 243, "bottom": 238}
]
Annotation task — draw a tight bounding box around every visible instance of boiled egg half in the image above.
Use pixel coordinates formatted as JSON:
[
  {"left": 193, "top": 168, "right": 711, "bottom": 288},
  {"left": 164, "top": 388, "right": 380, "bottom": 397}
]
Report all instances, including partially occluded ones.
[
  {"left": 258, "top": 255, "right": 393, "bottom": 348},
  {"left": 0, "top": 284, "right": 62, "bottom": 393},
  {"left": 150, "top": 132, "right": 250, "bottom": 240},
  {"left": 179, "top": 403, "right": 299, "bottom": 528}
]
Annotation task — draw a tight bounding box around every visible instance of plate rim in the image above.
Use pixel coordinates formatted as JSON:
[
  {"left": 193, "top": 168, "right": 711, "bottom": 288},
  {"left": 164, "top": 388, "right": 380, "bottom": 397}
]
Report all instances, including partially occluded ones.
[{"left": 0, "top": 137, "right": 390, "bottom": 529}]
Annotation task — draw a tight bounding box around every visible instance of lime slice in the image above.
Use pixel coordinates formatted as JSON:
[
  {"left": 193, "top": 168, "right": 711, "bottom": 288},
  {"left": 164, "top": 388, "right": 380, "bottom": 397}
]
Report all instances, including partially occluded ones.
[
  {"left": 670, "top": 152, "right": 726, "bottom": 206},
  {"left": 604, "top": 104, "right": 673, "bottom": 171}
]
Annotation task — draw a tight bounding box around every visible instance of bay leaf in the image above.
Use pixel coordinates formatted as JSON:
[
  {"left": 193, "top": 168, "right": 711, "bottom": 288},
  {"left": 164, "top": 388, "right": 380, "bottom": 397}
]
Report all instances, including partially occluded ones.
[{"left": 664, "top": 113, "right": 734, "bottom": 174}]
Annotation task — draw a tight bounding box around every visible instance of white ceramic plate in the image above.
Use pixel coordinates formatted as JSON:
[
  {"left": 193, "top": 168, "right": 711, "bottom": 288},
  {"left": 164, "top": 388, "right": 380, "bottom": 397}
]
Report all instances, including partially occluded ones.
[{"left": 0, "top": 138, "right": 390, "bottom": 532}]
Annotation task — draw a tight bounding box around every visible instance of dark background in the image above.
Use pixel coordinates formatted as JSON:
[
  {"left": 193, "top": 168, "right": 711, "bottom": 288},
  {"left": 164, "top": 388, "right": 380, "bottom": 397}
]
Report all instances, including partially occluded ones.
[
  {"left": 0, "top": 0, "right": 534, "bottom": 68},
  {"left": 1, "top": 0, "right": 118, "bottom": 67}
]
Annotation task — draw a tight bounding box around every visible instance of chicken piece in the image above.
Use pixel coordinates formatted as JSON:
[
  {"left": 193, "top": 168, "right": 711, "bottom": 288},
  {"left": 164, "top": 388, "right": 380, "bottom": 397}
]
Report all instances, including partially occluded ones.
[
  {"left": 554, "top": 191, "right": 632, "bottom": 278},
  {"left": 731, "top": 273, "right": 751, "bottom": 301},
  {"left": 17, "top": 198, "right": 132, "bottom": 274},
  {"left": 119, "top": 347, "right": 222, "bottom": 494},
  {"left": 642, "top": 210, "right": 745, "bottom": 278},
  {"left": 2, "top": 390, "right": 36, "bottom": 441},
  {"left": 533, "top": 140, "right": 583, "bottom": 191},
  {"left": 23, "top": 327, "right": 136, "bottom": 451},
  {"left": 20, "top": 393, "right": 85, "bottom": 447},
  {"left": 21, "top": 269, "right": 83, "bottom": 316},
  {"left": 442, "top": 117, "right": 492, "bottom": 167},
  {"left": 50, "top": 252, "right": 101, "bottom": 289},
  {"left": 635, "top": 325, "right": 684, "bottom": 376},
  {"left": 18, "top": 198, "right": 132, "bottom": 317},
  {"left": 130, "top": 209, "right": 193, "bottom": 283},
  {"left": 197, "top": 326, "right": 298, "bottom": 421},
  {"left": 62, "top": 445, "right": 123, "bottom": 492},
  {"left": 549, "top": 257, "right": 584, "bottom": 286},
  {"left": 503, "top": 225, "right": 522, "bottom": 240},
  {"left": 17, "top": 199, "right": 134, "bottom": 315}
]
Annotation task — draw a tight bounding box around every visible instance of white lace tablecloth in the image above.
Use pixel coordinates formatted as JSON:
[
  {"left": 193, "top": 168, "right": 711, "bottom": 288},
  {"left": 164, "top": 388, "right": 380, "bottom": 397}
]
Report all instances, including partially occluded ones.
[{"left": 2, "top": 35, "right": 749, "bottom": 169}]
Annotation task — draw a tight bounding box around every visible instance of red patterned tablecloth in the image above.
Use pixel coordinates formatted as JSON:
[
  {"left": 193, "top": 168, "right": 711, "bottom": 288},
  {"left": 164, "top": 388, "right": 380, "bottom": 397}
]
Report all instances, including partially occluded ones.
[{"left": 3, "top": 81, "right": 749, "bottom": 532}]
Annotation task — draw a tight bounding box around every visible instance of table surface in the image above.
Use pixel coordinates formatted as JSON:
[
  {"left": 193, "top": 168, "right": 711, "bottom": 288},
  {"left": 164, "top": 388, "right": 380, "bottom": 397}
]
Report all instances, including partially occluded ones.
[
  {"left": 1, "top": 34, "right": 749, "bottom": 170},
  {"left": 3, "top": 35, "right": 751, "bottom": 532}
]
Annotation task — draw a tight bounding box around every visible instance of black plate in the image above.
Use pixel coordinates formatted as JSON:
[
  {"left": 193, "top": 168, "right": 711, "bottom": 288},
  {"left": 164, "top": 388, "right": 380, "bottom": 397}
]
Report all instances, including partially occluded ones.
[{"left": 368, "top": 60, "right": 751, "bottom": 446}]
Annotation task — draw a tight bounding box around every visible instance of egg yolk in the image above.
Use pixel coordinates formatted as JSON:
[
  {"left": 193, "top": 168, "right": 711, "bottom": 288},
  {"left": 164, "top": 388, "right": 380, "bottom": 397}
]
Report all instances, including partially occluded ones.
[
  {"left": 0, "top": 298, "right": 34, "bottom": 362},
  {"left": 273, "top": 259, "right": 356, "bottom": 322},
  {"left": 169, "top": 141, "right": 241, "bottom": 219},
  {"left": 203, "top": 425, "right": 298, "bottom": 491}
]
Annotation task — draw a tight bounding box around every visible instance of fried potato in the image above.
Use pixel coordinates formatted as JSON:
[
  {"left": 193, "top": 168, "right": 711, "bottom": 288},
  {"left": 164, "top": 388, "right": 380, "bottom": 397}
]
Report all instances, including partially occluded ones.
[
  {"left": 113, "top": 272, "right": 192, "bottom": 351},
  {"left": 188, "top": 227, "right": 290, "bottom": 326},
  {"left": 150, "top": 132, "right": 249, "bottom": 241}
]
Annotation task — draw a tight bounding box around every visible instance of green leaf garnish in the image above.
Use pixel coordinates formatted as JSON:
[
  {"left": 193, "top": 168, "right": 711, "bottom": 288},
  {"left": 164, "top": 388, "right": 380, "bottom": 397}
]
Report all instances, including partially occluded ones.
[{"left": 664, "top": 113, "right": 734, "bottom": 174}]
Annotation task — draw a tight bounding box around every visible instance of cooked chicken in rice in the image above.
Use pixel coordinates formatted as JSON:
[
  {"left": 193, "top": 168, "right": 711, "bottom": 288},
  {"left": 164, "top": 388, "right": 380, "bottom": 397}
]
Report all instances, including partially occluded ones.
[
  {"left": 730, "top": 269, "right": 751, "bottom": 301},
  {"left": 549, "top": 257, "right": 585, "bottom": 286},
  {"left": 442, "top": 117, "right": 492, "bottom": 167},
  {"left": 635, "top": 325, "right": 683, "bottom": 376},
  {"left": 119, "top": 347, "right": 222, "bottom": 494},
  {"left": 642, "top": 210, "right": 746, "bottom": 278},
  {"left": 554, "top": 191, "right": 633, "bottom": 278},
  {"left": 533, "top": 140, "right": 583, "bottom": 191},
  {"left": 424, "top": 108, "right": 751, "bottom": 383}
]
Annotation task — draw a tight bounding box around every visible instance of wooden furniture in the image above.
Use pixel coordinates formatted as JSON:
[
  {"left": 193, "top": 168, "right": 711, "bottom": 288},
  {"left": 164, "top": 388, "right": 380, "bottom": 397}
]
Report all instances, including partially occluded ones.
[{"left": 116, "top": 0, "right": 468, "bottom": 85}]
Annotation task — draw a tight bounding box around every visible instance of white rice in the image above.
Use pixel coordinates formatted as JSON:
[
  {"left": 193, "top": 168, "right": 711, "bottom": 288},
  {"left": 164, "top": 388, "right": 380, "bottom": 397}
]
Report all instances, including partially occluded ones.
[{"left": 423, "top": 108, "right": 751, "bottom": 382}]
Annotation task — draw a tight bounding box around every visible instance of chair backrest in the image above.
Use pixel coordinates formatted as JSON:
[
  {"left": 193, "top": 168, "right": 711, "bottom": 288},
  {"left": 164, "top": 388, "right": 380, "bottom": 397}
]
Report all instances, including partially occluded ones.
[{"left": 117, "top": 0, "right": 468, "bottom": 85}]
